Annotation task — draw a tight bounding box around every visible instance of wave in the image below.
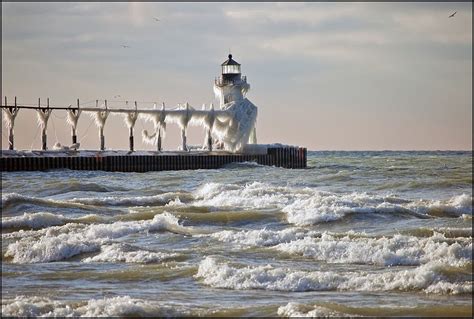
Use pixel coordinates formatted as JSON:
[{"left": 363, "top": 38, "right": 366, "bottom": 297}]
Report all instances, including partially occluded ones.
[
  {"left": 1, "top": 295, "right": 190, "bottom": 317},
  {"left": 38, "top": 181, "right": 126, "bottom": 196},
  {"left": 1, "top": 193, "right": 98, "bottom": 212},
  {"left": 82, "top": 243, "right": 179, "bottom": 263},
  {"left": 207, "top": 229, "right": 472, "bottom": 267},
  {"left": 1, "top": 191, "right": 194, "bottom": 215},
  {"left": 1, "top": 212, "right": 104, "bottom": 230},
  {"left": 191, "top": 182, "right": 472, "bottom": 225},
  {"left": 4, "top": 183, "right": 470, "bottom": 227},
  {"left": 277, "top": 302, "right": 473, "bottom": 317},
  {"left": 400, "top": 227, "right": 473, "bottom": 238},
  {"left": 4, "top": 212, "right": 190, "bottom": 263},
  {"left": 195, "top": 257, "right": 472, "bottom": 294},
  {"left": 274, "top": 232, "right": 472, "bottom": 267},
  {"left": 417, "top": 194, "right": 473, "bottom": 217},
  {"left": 69, "top": 192, "right": 193, "bottom": 207},
  {"left": 278, "top": 302, "right": 347, "bottom": 317},
  {"left": 208, "top": 228, "right": 306, "bottom": 247},
  {"left": 223, "top": 161, "right": 265, "bottom": 169}
]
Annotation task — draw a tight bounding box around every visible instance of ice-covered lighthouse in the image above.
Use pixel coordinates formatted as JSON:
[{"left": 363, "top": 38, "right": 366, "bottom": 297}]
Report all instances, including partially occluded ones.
[{"left": 212, "top": 54, "right": 258, "bottom": 152}]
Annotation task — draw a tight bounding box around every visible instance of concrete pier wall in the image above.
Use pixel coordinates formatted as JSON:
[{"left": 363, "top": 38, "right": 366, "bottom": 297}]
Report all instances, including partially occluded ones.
[{"left": 0, "top": 147, "right": 307, "bottom": 172}]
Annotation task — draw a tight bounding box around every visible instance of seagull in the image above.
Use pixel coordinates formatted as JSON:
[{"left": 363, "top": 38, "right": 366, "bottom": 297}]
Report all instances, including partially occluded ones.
[
  {"left": 153, "top": 17, "right": 160, "bottom": 22},
  {"left": 114, "top": 95, "right": 121, "bottom": 98},
  {"left": 121, "top": 45, "right": 130, "bottom": 48},
  {"left": 449, "top": 11, "right": 457, "bottom": 18}
]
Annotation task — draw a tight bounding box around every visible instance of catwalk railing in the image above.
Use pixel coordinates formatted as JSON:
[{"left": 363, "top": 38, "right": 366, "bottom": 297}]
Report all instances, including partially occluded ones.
[{"left": 1, "top": 97, "right": 238, "bottom": 152}]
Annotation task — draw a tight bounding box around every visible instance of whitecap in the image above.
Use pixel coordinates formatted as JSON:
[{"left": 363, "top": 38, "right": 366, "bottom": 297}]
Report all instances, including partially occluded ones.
[
  {"left": 195, "top": 257, "right": 472, "bottom": 294},
  {"left": 191, "top": 182, "right": 473, "bottom": 225},
  {"left": 277, "top": 302, "right": 347, "bottom": 317},
  {"left": 1, "top": 212, "right": 103, "bottom": 230},
  {"left": 1, "top": 295, "right": 188, "bottom": 317},
  {"left": 82, "top": 243, "right": 178, "bottom": 263},
  {"left": 5, "top": 212, "right": 187, "bottom": 263}
]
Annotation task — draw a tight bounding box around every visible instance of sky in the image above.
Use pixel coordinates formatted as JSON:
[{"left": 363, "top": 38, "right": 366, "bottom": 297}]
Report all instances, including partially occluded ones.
[{"left": 1, "top": 2, "right": 472, "bottom": 151}]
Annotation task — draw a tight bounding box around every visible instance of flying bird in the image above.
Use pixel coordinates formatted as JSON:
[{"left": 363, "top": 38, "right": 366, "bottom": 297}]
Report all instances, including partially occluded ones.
[
  {"left": 121, "top": 45, "right": 130, "bottom": 48},
  {"left": 153, "top": 17, "right": 160, "bottom": 22},
  {"left": 113, "top": 95, "right": 121, "bottom": 98},
  {"left": 449, "top": 11, "right": 457, "bottom": 18}
]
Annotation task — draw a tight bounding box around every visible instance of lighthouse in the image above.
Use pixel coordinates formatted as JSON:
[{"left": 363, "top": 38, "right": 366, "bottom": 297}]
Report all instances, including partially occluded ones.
[
  {"left": 214, "top": 54, "right": 250, "bottom": 108},
  {"left": 212, "top": 54, "right": 257, "bottom": 151}
]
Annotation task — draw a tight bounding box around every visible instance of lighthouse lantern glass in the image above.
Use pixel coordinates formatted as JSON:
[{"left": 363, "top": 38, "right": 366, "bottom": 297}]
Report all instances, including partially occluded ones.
[{"left": 222, "top": 65, "right": 240, "bottom": 74}]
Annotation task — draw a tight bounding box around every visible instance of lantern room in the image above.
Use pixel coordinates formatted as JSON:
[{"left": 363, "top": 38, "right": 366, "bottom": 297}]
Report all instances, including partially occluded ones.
[{"left": 221, "top": 54, "right": 241, "bottom": 75}]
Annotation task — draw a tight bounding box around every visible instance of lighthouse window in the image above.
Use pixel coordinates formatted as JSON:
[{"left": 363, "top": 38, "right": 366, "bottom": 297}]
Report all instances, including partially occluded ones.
[{"left": 222, "top": 65, "right": 240, "bottom": 74}]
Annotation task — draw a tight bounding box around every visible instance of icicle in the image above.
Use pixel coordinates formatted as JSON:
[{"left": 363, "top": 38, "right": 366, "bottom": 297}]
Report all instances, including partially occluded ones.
[
  {"left": 36, "top": 109, "right": 51, "bottom": 130},
  {"left": 142, "top": 130, "right": 157, "bottom": 146},
  {"left": 166, "top": 102, "right": 194, "bottom": 151},
  {"left": 2, "top": 106, "right": 19, "bottom": 150},
  {"left": 36, "top": 108, "right": 52, "bottom": 151},
  {"left": 66, "top": 107, "right": 82, "bottom": 146},
  {"left": 2, "top": 107, "right": 19, "bottom": 130},
  {"left": 122, "top": 102, "right": 139, "bottom": 152},
  {"left": 122, "top": 102, "right": 138, "bottom": 129},
  {"left": 66, "top": 109, "right": 82, "bottom": 131},
  {"left": 249, "top": 125, "right": 257, "bottom": 144},
  {"left": 142, "top": 102, "right": 166, "bottom": 151},
  {"left": 88, "top": 107, "right": 110, "bottom": 151}
]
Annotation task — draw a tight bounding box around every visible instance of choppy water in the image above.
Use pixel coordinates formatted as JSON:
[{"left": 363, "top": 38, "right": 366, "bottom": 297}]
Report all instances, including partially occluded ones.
[{"left": 1, "top": 151, "right": 472, "bottom": 317}]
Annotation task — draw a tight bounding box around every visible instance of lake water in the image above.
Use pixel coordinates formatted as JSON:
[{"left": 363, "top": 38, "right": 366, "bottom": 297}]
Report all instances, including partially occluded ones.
[{"left": 1, "top": 151, "right": 472, "bottom": 317}]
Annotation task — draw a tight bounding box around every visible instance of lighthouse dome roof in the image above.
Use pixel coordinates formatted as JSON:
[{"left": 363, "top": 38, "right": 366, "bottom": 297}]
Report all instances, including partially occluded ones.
[{"left": 221, "top": 54, "right": 240, "bottom": 66}]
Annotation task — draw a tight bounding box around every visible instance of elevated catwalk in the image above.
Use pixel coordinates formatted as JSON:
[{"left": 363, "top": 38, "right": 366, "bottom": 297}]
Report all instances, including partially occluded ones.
[{"left": 0, "top": 146, "right": 307, "bottom": 172}]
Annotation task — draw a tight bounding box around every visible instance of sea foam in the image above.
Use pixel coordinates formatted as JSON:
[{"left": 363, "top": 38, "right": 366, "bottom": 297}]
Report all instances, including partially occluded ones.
[
  {"left": 274, "top": 232, "right": 472, "bottom": 267},
  {"left": 207, "top": 229, "right": 471, "bottom": 267},
  {"left": 1, "top": 295, "right": 187, "bottom": 317},
  {"left": 82, "top": 243, "right": 178, "bottom": 263},
  {"left": 277, "top": 302, "right": 347, "bottom": 317},
  {"left": 1, "top": 212, "right": 102, "bottom": 230},
  {"left": 195, "top": 257, "right": 472, "bottom": 294},
  {"left": 5, "top": 212, "right": 184, "bottom": 263},
  {"left": 192, "top": 182, "right": 472, "bottom": 225}
]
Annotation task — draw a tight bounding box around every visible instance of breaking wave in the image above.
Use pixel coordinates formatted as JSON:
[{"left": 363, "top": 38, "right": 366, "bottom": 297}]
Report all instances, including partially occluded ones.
[
  {"left": 191, "top": 182, "right": 472, "bottom": 225},
  {"left": 1, "top": 295, "right": 190, "bottom": 317},
  {"left": 208, "top": 229, "right": 472, "bottom": 267},
  {"left": 274, "top": 232, "right": 472, "bottom": 267},
  {"left": 4, "top": 212, "right": 188, "bottom": 263},
  {"left": 69, "top": 192, "right": 193, "bottom": 207},
  {"left": 1, "top": 193, "right": 95, "bottom": 212},
  {"left": 82, "top": 243, "right": 179, "bottom": 263},
  {"left": 277, "top": 301, "right": 473, "bottom": 317},
  {"left": 278, "top": 302, "right": 347, "bottom": 317},
  {"left": 2, "top": 212, "right": 104, "bottom": 230},
  {"left": 1, "top": 191, "right": 193, "bottom": 214},
  {"left": 195, "top": 257, "right": 472, "bottom": 294}
]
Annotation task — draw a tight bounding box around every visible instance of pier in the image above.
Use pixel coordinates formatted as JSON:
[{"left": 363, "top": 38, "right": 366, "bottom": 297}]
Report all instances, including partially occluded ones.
[
  {"left": 0, "top": 147, "right": 307, "bottom": 172},
  {"left": 1, "top": 55, "right": 307, "bottom": 172}
]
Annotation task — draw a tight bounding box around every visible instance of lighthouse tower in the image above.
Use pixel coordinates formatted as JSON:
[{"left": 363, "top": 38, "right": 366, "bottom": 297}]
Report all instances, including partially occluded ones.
[
  {"left": 214, "top": 54, "right": 250, "bottom": 108},
  {"left": 212, "top": 54, "right": 257, "bottom": 151}
]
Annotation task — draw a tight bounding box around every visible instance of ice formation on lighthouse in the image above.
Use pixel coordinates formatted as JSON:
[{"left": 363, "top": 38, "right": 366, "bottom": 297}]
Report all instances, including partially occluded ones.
[{"left": 212, "top": 99, "right": 258, "bottom": 152}]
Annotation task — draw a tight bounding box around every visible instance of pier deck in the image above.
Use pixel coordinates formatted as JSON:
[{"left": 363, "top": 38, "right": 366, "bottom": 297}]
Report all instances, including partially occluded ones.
[{"left": 0, "top": 146, "right": 307, "bottom": 172}]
